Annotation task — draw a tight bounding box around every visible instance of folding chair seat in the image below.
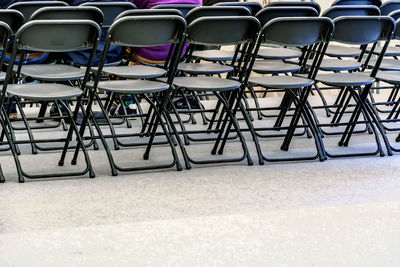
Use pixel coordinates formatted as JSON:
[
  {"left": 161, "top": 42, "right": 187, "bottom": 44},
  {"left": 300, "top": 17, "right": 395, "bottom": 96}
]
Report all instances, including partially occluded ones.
[
  {"left": 312, "top": 16, "right": 396, "bottom": 158},
  {"left": 77, "top": 15, "right": 187, "bottom": 176},
  {"left": 0, "top": 19, "right": 101, "bottom": 182},
  {"left": 166, "top": 16, "right": 260, "bottom": 168},
  {"left": 8, "top": 1, "right": 68, "bottom": 21},
  {"left": 251, "top": 60, "right": 301, "bottom": 74},
  {"left": 244, "top": 17, "right": 334, "bottom": 163},
  {"left": 0, "top": 21, "right": 12, "bottom": 183}
]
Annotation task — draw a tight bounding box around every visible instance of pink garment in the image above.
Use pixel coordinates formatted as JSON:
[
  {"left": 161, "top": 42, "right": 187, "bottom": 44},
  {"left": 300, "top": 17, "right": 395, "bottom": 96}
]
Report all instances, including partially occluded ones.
[{"left": 130, "top": 0, "right": 202, "bottom": 62}]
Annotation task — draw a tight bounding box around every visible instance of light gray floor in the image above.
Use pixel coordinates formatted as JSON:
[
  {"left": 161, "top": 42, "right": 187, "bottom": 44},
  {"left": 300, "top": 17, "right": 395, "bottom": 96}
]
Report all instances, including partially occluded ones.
[{"left": 1, "top": 93, "right": 400, "bottom": 266}]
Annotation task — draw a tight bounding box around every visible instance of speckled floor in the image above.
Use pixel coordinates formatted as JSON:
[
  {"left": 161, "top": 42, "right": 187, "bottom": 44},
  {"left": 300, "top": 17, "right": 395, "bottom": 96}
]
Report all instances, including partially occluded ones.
[{"left": 1, "top": 93, "right": 400, "bottom": 266}]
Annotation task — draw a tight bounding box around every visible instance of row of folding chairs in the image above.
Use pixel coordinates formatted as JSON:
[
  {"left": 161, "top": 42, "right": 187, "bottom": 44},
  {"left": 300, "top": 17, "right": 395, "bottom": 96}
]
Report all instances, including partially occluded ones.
[{"left": 0, "top": 4, "right": 399, "bottom": 182}]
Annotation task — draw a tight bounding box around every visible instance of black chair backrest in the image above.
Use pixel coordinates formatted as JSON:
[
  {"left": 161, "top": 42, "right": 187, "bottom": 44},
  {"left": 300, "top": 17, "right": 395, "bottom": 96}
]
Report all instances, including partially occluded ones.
[
  {"left": 0, "top": 10, "right": 25, "bottom": 34},
  {"left": 332, "top": 0, "right": 382, "bottom": 7},
  {"left": 389, "top": 10, "right": 400, "bottom": 21},
  {"left": 13, "top": 19, "right": 101, "bottom": 52},
  {"left": 107, "top": 15, "right": 186, "bottom": 47},
  {"left": 186, "top": 6, "right": 250, "bottom": 24},
  {"left": 380, "top": 0, "right": 400, "bottom": 15},
  {"left": 0, "top": 21, "right": 11, "bottom": 51},
  {"left": 80, "top": 2, "right": 136, "bottom": 27},
  {"left": 8, "top": 1, "right": 68, "bottom": 21},
  {"left": 393, "top": 18, "right": 400, "bottom": 39},
  {"left": 152, "top": 4, "right": 200, "bottom": 17},
  {"left": 332, "top": 16, "right": 395, "bottom": 44},
  {"left": 214, "top": 2, "right": 262, "bottom": 16},
  {"left": 30, "top": 6, "right": 104, "bottom": 26},
  {"left": 322, "top": 5, "right": 380, "bottom": 19},
  {"left": 260, "top": 17, "right": 334, "bottom": 47},
  {"left": 255, "top": 7, "right": 318, "bottom": 27},
  {"left": 267, "top": 1, "right": 321, "bottom": 15},
  {"left": 186, "top": 16, "right": 260, "bottom": 46},
  {"left": 115, "top": 9, "right": 183, "bottom": 20}
]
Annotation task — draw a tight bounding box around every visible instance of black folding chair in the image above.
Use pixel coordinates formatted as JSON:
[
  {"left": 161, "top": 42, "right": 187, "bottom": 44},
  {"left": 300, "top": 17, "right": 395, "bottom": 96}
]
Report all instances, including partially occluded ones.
[
  {"left": 71, "top": 15, "right": 187, "bottom": 176},
  {"left": 8, "top": 1, "right": 68, "bottom": 21},
  {"left": 313, "top": 16, "right": 396, "bottom": 158},
  {"left": 166, "top": 16, "right": 260, "bottom": 168},
  {"left": 380, "top": 0, "right": 400, "bottom": 15},
  {"left": 244, "top": 17, "right": 334, "bottom": 163},
  {"left": 0, "top": 9, "right": 25, "bottom": 34},
  {"left": 0, "top": 21, "right": 12, "bottom": 182},
  {"left": 0, "top": 19, "right": 101, "bottom": 182}
]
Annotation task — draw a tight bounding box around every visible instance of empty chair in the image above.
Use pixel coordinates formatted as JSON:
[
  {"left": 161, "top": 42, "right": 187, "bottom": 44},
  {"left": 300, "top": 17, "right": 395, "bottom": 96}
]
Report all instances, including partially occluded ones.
[
  {"left": 246, "top": 17, "right": 334, "bottom": 163},
  {"left": 214, "top": 1, "right": 262, "bottom": 15},
  {"left": 76, "top": 15, "right": 187, "bottom": 176},
  {"left": 314, "top": 16, "right": 396, "bottom": 158},
  {"left": 267, "top": 1, "right": 321, "bottom": 15},
  {"left": 332, "top": 0, "right": 382, "bottom": 7},
  {"left": 115, "top": 8, "right": 183, "bottom": 19},
  {"left": 8, "top": 1, "right": 68, "bottom": 21},
  {"left": 30, "top": 6, "right": 103, "bottom": 25},
  {"left": 0, "top": 19, "right": 102, "bottom": 182}
]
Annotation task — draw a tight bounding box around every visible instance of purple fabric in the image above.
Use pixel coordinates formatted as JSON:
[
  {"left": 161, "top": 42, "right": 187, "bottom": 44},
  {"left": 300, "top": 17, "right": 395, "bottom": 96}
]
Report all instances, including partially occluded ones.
[{"left": 130, "top": 0, "right": 202, "bottom": 62}]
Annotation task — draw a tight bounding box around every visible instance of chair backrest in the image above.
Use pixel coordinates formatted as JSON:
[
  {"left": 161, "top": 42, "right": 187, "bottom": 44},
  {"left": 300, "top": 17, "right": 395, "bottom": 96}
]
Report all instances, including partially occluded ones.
[
  {"left": 332, "top": 16, "right": 395, "bottom": 45},
  {"left": 267, "top": 1, "right": 321, "bottom": 15},
  {"left": 152, "top": 4, "right": 200, "bottom": 17},
  {"left": 186, "top": 6, "right": 250, "bottom": 24},
  {"left": 107, "top": 15, "right": 186, "bottom": 47},
  {"left": 389, "top": 9, "right": 400, "bottom": 21},
  {"left": 255, "top": 7, "right": 318, "bottom": 27},
  {"left": 394, "top": 17, "right": 400, "bottom": 39},
  {"left": 322, "top": 5, "right": 380, "bottom": 19},
  {"left": 332, "top": 0, "right": 382, "bottom": 7},
  {"left": 80, "top": 2, "right": 136, "bottom": 27},
  {"left": 380, "top": 0, "right": 400, "bottom": 15},
  {"left": 186, "top": 16, "right": 260, "bottom": 46},
  {"left": 30, "top": 6, "right": 104, "bottom": 26},
  {"left": 0, "top": 10, "right": 25, "bottom": 34},
  {"left": 8, "top": 1, "right": 68, "bottom": 21},
  {"left": 214, "top": 2, "right": 262, "bottom": 16},
  {"left": 115, "top": 9, "right": 183, "bottom": 20},
  {"left": 0, "top": 21, "right": 12, "bottom": 51},
  {"left": 260, "top": 17, "right": 334, "bottom": 47}
]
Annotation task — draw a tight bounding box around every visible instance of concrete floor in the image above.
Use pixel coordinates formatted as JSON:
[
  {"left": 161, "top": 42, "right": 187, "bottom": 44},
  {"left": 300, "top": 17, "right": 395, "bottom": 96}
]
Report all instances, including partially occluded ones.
[{"left": 1, "top": 93, "right": 400, "bottom": 266}]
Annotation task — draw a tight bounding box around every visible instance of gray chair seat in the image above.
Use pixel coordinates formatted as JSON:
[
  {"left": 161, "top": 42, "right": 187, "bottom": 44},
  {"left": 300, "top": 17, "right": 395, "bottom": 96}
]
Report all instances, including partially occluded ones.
[
  {"left": 325, "top": 44, "right": 361, "bottom": 57},
  {"left": 192, "top": 50, "right": 236, "bottom": 61},
  {"left": 7, "top": 83, "right": 83, "bottom": 100},
  {"left": 375, "top": 71, "right": 400, "bottom": 84},
  {"left": 367, "top": 58, "right": 400, "bottom": 71},
  {"left": 248, "top": 76, "right": 314, "bottom": 89},
  {"left": 257, "top": 47, "right": 302, "bottom": 59},
  {"left": 91, "top": 80, "right": 170, "bottom": 94},
  {"left": 98, "top": 65, "right": 166, "bottom": 79},
  {"left": 372, "top": 46, "right": 400, "bottom": 57},
  {"left": 252, "top": 60, "right": 301, "bottom": 74},
  {"left": 307, "top": 58, "right": 362, "bottom": 71},
  {"left": 0, "top": 72, "right": 5, "bottom": 82},
  {"left": 177, "top": 62, "right": 233, "bottom": 74},
  {"left": 169, "top": 76, "right": 241, "bottom": 91},
  {"left": 315, "top": 72, "right": 375, "bottom": 87},
  {"left": 14, "top": 64, "right": 86, "bottom": 81}
]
